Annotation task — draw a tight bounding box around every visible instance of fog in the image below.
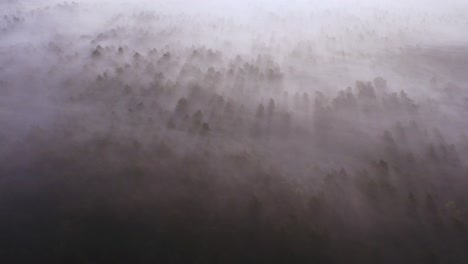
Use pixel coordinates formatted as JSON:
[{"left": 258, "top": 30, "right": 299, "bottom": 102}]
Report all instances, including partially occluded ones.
[{"left": 1, "top": 1, "right": 468, "bottom": 263}]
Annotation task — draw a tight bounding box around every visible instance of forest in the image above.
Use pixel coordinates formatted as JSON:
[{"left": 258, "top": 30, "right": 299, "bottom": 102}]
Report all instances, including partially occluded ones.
[{"left": 0, "top": 0, "right": 468, "bottom": 263}]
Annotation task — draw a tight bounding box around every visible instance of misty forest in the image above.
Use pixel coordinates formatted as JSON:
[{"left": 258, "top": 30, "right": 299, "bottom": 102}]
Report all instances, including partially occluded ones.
[{"left": 1, "top": 0, "right": 468, "bottom": 263}]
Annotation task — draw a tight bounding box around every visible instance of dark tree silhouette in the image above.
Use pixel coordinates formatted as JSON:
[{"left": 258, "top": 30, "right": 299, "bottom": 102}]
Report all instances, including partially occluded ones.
[{"left": 175, "top": 97, "right": 189, "bottom": 115}]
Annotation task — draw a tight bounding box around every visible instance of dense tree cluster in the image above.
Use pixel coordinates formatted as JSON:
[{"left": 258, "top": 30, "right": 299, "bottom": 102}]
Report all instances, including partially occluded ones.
[{"left": 1, "top": 1, "right": 468, "bottom": 263}]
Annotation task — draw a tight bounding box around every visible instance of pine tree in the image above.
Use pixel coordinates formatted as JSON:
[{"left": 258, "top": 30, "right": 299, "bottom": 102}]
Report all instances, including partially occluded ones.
[{"left": 175, "top": 97, "right": 189, "bottom": 115}]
